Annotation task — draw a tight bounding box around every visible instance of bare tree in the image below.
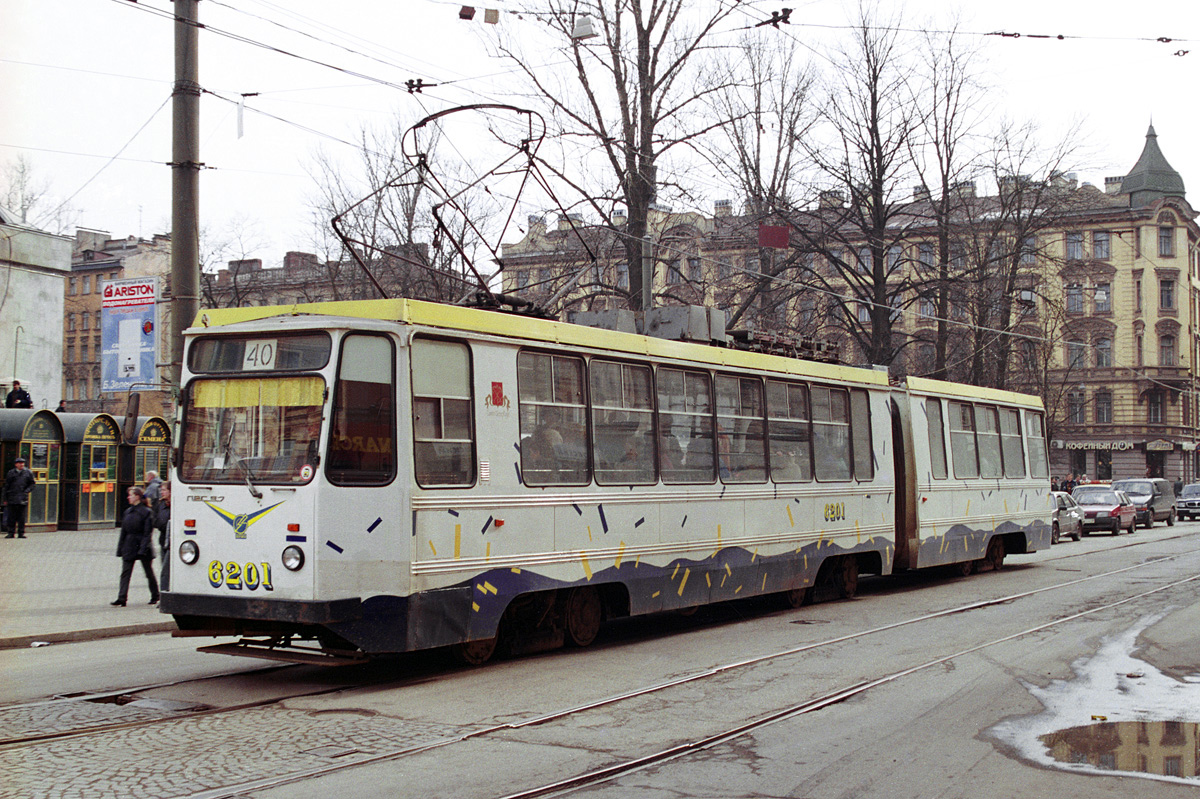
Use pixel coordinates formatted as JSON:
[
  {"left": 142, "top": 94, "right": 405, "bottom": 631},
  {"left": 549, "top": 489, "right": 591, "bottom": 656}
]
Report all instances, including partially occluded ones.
[
  {"left": 491, "top": 0, "right": 743, "bottom": 311},
  {"left": 0, "top": 155, "right": 79, "bottom": 234},
  {"left": 791, "top": 2, "right": 921, "bottom": 366}
]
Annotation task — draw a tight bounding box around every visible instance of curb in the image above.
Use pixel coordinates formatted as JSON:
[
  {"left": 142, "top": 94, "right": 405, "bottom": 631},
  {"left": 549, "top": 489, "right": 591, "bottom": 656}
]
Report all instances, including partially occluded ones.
[{"left": 0, "top": 622, "right": 178, "bottom": 650}]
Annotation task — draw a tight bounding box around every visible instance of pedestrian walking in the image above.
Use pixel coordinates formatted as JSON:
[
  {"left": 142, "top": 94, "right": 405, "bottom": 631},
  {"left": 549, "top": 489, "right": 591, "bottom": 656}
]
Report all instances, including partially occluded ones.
[
  {"left": 112, "top": 486, "right": 158, "bottom": 606},
  {"left": 3, "top": 456, "right": 36, "bottom": 539},
  {"left": 155, "top": 482, "right": 171, "bottom": 591},
  {"left": 144, "top": 470, "right": 162, "bottom": 506},
  {"left": 55, "top": 400, "right": 66, "bottom": 412},
  {"left": 5, "top": 380, "right": 33, "bottom": 409}
]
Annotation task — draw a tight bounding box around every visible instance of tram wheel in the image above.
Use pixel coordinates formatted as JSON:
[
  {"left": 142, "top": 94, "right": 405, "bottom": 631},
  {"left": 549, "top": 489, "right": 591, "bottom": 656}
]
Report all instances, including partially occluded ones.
[
  {"left": 454, "top": 636, "right": 498, "bottom": 666},
  {"left": 984, "top": 537, "right": 1005, "bottom": 572},
  {"left": 955, "top": 558, "right": 974, "bottom": 578},
  {"left": 837, "top": 556, "right": 859, "bottom": 599},
  {"left": 564, "top": 586, "right": 602, "bottom": 647},
  {"left": 782, "top": 587, "right": 809, "bottom": 608}
]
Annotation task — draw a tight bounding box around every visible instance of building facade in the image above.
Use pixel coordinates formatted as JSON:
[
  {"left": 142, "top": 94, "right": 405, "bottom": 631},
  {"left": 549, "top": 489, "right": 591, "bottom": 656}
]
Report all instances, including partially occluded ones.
[
  {"left": 1, "top": 204, "right": 71, "bottom": 409},
  {"left": 64, "top": 230, "right": 173, "bottom": 418}
]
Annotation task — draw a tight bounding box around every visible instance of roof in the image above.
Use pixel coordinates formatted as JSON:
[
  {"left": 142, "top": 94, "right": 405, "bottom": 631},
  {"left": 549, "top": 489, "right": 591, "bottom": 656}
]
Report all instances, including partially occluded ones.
[{"left": 1118, "top": 124, "right": 1186, "bottom": 207}]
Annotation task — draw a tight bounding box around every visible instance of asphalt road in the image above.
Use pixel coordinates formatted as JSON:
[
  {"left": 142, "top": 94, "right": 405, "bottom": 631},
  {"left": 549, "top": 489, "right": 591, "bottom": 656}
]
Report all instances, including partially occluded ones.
[{"left": 4, "top": 523, "right": 1200, "bottom": 798}]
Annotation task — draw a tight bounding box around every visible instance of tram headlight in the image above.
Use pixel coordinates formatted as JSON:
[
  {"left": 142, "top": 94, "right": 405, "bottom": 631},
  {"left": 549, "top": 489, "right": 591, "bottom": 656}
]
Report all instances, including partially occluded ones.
[
  {"left": 179, "top": 540, "right": 200, "bottom": 565},
  {"left": 282, "top": 545, "right": 305, "bottom": 572}
]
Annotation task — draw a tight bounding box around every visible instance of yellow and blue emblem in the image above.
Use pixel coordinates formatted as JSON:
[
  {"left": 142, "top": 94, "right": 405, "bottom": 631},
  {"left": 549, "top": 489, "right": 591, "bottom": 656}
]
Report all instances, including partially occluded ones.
[{"left": 204, "top": 501, "right": 285, "bottom": 539}]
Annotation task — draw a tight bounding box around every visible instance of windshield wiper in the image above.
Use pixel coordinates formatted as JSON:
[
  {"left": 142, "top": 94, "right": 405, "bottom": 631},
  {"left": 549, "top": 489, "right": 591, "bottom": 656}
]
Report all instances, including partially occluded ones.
[{"left": 235, "top": 458, "right": 263, "bottom": 499}]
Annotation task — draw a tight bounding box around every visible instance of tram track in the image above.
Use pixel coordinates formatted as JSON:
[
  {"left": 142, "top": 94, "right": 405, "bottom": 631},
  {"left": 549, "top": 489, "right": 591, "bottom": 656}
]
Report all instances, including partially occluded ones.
[
  {"left": 80, "top": 538, "right": 1200, "bottom": 799},
  {"left": 3, "top": 537, "right": 1196, "bottom": 757}
]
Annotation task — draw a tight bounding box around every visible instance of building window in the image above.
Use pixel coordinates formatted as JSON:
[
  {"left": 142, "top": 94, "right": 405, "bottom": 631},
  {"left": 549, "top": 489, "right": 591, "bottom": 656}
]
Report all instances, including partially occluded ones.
[
  {"left": 1135, "top": 279, "right": 1142, "bottom": 311},
  {"left": 1093, "top": 231, "right": 1110, "bottom": 260},
  {"left": 857, "top": 246, "right": 871, "bottom": 275},
  {"left": 887, "top": 244, "right": 902, "bottom": 271},
  {"left": 857, "top": 303, "right": 871, "bottom": 323},
  {"left": 81, "top": 313, "right": 89, "bottom": 331},
  {"left": 1096, "top": 391, "right": 1112, "bottom": 424},
  {"left": 81, "top": 341, "right": 89, "bottom": 362},
  {"left": 1136, "top": 335, "right": 1143, "bottom": 366},
  {"left": 1067, "top": 340, "right": 1086, "bottom": 369},
  {"left": 687, "top": 257, "right": 701, "bottom": 282},
  {"left": 1066, "top": 284, "right": 1083, "bottom": 313},
  {"left": 95, "top": 310, "right": 102, "bottom": 328},
  {"left": 1020, "top": 235, "right": 1037, "bottom": 265},
  {"left": 919, "top": 296, "right": 936, "bottom": 318},
  {"left": 1094, "top": 283, "right": 1110, "bottom": 313},
  {"left": 1095, "top": 337, "right": 1112, "bottom": 367},
  {"left": 1066, "top": 231, "right": 1084, "bottom": 261},
  {"left": 1020, "top": 340, "right": 1038, "bottom": 370},
  {"left": 918, "top": 242, "right": 935, "bottom": 272},
  {"left": 1160, "top": 278, "right": 1175, "bottom": 310},
  {"left": 665, "top": 260, "right": 683, "bottom": 285},
  {"left": 1159, "top": 226, "right": 1175, "bottom": 257},
  {"left": 66, "top": 345, "right": 75, "bottom": 363},
  {"left": 68, "top": 313, "right": 76, "bottom": 332},
  {"left": 617, "top": 262, "right": 629, "bottom": 290},
  {"left": 516, "top": 270, "right": 530, "bottom": 289},
  {"left": 1160, "top": 334, "right": 1177, "bottom": 366},
  {"left": 1067, "top": 391, "right": 1086, "bottom": 425},
  {"left": 1147, "top": 392, "right": 1163, "bottom": 424},
  {"left": 717, "top": 261, "right": 732, "bottom": 280},
  {"left": 69, "top": 277, "right": 77, "bottom": 295},
  {"left": 82, "top": 274, "right": 91, "bottom": 294},
  {"left": 798, "top": 294, "right": 817, "bottom": 326}
]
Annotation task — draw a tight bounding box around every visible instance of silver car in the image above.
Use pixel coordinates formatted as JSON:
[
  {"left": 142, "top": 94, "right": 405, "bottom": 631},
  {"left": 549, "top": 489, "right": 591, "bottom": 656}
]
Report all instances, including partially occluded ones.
[
  {"left": 1051, "top": 491, "right": 1083, "bottom": 543},
  {"left": 1178, "top": 483, "right": 1200, "bottom": 520}
]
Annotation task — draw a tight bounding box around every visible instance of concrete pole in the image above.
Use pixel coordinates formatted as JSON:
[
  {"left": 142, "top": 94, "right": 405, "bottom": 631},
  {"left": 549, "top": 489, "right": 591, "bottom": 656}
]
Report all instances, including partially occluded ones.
[{"left": 170, "top": 0, "right": 201, "bottom": 392}]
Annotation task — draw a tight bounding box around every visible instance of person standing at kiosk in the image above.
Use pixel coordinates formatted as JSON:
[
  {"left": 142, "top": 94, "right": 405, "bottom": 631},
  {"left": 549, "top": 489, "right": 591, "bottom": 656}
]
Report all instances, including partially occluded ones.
[{"left": 4, "top": 457, "right": 36, "bottom": 538}]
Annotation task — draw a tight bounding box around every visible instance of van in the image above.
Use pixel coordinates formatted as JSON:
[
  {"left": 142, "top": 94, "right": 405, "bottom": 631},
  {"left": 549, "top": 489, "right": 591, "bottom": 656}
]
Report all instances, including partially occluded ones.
[{"left": 1111, "top": 478, "right": 1176, "bottom": 528}]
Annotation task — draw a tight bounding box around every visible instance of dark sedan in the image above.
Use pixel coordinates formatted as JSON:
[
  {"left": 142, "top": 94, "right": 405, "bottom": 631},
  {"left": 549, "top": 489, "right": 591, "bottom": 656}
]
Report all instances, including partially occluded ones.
[{"left": 1071, "top": 485, "right": 1136, "bottom": 536}]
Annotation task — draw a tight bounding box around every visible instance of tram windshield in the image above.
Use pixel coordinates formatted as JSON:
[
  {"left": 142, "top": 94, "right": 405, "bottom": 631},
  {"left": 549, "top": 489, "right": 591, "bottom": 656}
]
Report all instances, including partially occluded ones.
[{"left": 181, "top": 376, "right": 325, "bottom": 485}]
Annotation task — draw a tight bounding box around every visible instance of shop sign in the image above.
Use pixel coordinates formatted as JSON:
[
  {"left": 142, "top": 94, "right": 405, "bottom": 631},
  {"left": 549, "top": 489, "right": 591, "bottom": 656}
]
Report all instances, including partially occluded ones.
[
  {"left": 1145, "top": 439, "right": 1175, "bottom": 452},
  {"left": 1065, "top": 441, "right": 1135, "bottom": 451}
]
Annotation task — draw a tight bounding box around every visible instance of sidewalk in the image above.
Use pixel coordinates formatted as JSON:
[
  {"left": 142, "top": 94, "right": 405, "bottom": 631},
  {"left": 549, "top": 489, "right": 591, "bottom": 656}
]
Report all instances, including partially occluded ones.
[{"left": 0, "top": 527, "right": 175, "bottom": 649}]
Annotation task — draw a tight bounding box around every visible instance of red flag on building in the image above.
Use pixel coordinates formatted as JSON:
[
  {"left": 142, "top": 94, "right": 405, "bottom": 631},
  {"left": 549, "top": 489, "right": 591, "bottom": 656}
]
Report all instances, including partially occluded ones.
[{"left": 758, "top": 224, "right": 789, "bottom": 249}]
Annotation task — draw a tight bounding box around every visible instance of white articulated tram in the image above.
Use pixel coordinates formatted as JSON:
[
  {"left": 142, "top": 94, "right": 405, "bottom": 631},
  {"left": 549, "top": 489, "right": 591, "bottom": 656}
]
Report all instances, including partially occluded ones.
[{"left": 162, "top": 299, "right": 1053, "bottom": 664}]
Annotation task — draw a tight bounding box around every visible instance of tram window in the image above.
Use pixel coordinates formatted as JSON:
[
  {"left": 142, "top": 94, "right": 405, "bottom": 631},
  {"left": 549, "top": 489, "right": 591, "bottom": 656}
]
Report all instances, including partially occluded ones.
[
  {"left": 189, "top": 332, "right": 331, "bottom": 373},
  {"left": 657, "top": 368, "right": 714, "bottom": 483},
  {"left": 927, "top": 399, "right": 948, "bottom": 479},
  {"left": 949, "top": 401, "right": 980, "bottom": 478},
  {"left": 766, "top": 380, "right": 812, "bottom": 482},
  {"left": 518, "top": 352, "right": 589, "bottom": 485},
  {"left": 976, "top": 405, "right": 1003, "bottom": 478},
  {"left": 326, "top": 335, "right": 396, "bottom": 486},
  {"left": 850, "top": 389, "right": 873, "bottom": 480},
  {"left": 591, "top": 360, "right": 655, "bottom": 485},
  {"left": 999, "top": 408, "right": 1026, "bottom": 477},
  {"left": 716, "top": 375, "right": 766, "bottom": 483},
  {"left": 411, "top": 339, "right": 475, "bottom": 487},
  {"left": 811, "top": 386, "right": 851, "bottom": 481},
  {"left": 1024, "top": 410, "right": 1049, "bottom": 478}
]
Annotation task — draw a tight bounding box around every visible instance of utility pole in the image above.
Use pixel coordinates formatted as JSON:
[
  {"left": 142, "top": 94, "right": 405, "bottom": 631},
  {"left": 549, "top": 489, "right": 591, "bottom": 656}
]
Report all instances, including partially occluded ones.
[{"left": 170, "top": 0, "right": 201, "bottom": 392}]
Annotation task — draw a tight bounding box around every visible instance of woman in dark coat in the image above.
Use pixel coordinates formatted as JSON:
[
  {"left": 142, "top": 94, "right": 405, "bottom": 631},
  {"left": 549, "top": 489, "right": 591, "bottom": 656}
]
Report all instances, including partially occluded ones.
[{"left": 112, "top": 486, "right": 159, "bottom": 606}]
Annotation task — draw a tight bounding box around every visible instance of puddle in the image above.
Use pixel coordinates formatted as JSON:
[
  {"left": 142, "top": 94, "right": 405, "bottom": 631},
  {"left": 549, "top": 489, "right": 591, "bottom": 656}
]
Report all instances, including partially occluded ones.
[
  {"left": 1040, "top": 721, "right": 1199, "bottom": 777},
  {"left": 989, "top": 613, "right": 1200, "bottom": 784}
]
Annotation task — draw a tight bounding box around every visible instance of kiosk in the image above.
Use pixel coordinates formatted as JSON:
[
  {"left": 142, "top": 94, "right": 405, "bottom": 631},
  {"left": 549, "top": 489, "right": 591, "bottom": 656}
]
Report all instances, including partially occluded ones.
[
  {"left": 118, "top": 416, "right": 172, "bottom": 516},
  {"left": 0, "top": 409, "right": 63, "bottom": 533},
  {"left": 58, "top": 413, "right": 122, "bottom": 530}
]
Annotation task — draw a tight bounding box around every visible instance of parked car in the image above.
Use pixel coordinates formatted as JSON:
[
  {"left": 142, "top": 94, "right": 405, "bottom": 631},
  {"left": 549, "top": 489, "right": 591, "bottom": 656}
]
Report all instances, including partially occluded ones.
[
  {"left": 1071, "top": 485, "right": 1137, "bottom": 536},
  {"left": 1111, "top": 478, "right": 1176, "bottom": 528},
  {"left": 1177, "top": 483, "right": 1200, "bottom": 520},
  {"left": 1051, "top": 491, "right": 1084, "bottom": 543}
]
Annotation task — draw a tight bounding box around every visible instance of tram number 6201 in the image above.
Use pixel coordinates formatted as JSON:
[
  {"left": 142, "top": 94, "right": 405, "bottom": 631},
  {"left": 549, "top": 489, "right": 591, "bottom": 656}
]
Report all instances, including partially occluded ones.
[
  {"left": 208, "top": 560, "right": 274, "bottom": 591},
  {"left": 823, "top": 502, "right": 846, "bottom": 522}
]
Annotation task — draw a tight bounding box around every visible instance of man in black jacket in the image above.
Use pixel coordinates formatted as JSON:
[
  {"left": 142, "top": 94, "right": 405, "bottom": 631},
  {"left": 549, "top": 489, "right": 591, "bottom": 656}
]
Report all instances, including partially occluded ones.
[
  {"left": 5, "top": 381, "right": 33, "bottom": 409},
  {"left": 4, "top": 457, "right": 36, "bottom": 538}
]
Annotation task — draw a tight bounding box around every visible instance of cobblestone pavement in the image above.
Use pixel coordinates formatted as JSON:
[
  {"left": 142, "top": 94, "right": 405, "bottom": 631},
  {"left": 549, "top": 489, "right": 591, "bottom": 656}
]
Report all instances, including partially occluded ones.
[
  {"left": 2, "top": 704, "right": 465, "bottom": 799},
  {"left": 0, "top": 698, "right": 188, "bottom": 740}
]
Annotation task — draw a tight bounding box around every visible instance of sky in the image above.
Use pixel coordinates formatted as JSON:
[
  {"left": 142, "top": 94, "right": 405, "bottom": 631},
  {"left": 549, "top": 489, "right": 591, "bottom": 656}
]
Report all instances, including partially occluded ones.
[{"left": 2, "top": 0, "right": 1197, "bottom": 268}]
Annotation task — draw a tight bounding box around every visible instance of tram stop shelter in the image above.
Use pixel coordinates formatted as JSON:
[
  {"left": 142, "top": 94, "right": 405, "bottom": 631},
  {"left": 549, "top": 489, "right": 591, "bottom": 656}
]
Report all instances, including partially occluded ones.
[
  {"left": 118, "top": 415, "right": 172, "bottom": 516},
  {"left": 57, "top": 413, "right": 122, "bottom": 531},
  {"left": 0, "top": 409, "right": 64, "bottom": 533}
]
